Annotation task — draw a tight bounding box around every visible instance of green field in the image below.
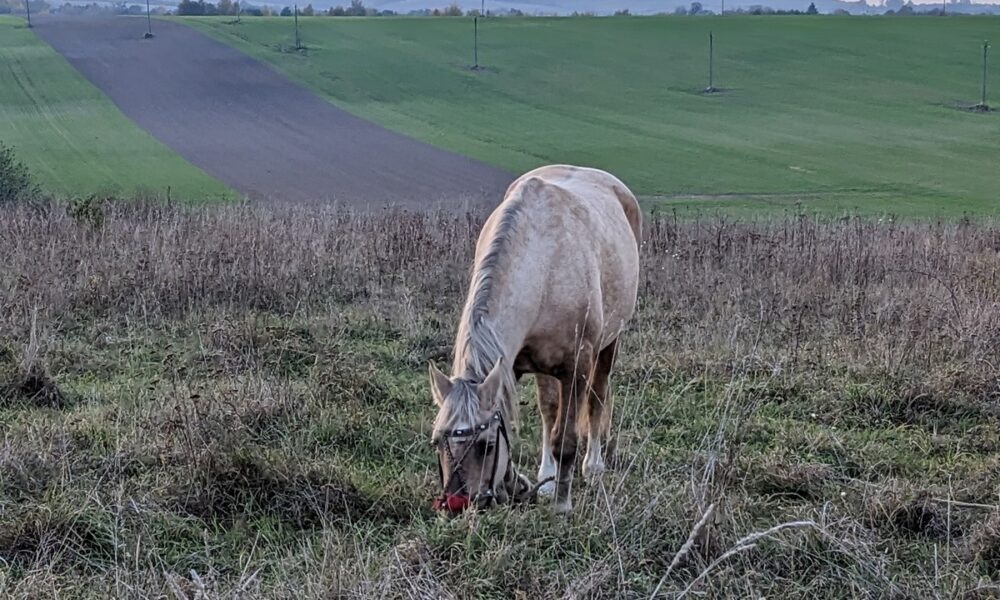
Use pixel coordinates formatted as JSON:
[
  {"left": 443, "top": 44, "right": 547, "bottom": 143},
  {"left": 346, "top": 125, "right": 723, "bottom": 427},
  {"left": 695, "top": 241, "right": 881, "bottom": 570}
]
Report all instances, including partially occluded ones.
[
  {"left": 0, "top": 17, "right": 231, "bottom": 200},
  {"left": 185, "top": 15, "right": 1000, "bottom": 216}
]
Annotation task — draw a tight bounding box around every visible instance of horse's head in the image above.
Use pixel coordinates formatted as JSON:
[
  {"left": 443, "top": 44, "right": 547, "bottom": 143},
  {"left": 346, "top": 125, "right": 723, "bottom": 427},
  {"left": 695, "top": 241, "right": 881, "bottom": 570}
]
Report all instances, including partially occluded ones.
[{"left": 428, "top": 358, "right": 516, "bottom": 513}]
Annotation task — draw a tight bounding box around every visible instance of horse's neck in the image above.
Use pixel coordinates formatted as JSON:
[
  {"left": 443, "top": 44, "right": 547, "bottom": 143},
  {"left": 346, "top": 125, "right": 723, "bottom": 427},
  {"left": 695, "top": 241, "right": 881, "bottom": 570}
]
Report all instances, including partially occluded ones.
[
  {"left": 453, "top": 201, "right": 536, "bottom": 379},
  {"left": 452, "top": 311, "right": 507, "bottom": 379}
]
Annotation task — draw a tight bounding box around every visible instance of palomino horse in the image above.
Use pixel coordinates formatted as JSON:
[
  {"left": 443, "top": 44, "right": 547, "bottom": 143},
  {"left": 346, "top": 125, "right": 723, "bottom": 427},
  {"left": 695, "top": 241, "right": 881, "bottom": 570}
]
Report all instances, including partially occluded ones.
[{"left": 429, "top": 164, "right": 641, "bottom": 514}]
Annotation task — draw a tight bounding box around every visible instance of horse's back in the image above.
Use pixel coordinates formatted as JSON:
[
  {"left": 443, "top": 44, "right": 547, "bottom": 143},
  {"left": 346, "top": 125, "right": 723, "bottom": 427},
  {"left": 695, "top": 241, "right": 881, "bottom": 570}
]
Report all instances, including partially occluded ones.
[
  {"left": 504, "top": 165, "right": 641, "bottom": 246},
  {"left": 492, "top": 165, "right": 641, "bottom": 352}
]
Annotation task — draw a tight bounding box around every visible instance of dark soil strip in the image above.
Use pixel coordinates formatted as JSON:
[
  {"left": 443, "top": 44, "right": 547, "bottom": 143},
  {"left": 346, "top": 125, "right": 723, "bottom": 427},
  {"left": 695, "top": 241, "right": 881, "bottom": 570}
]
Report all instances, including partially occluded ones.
[{"left": 32, "top": 16, "right": 514, "bottom": 208}]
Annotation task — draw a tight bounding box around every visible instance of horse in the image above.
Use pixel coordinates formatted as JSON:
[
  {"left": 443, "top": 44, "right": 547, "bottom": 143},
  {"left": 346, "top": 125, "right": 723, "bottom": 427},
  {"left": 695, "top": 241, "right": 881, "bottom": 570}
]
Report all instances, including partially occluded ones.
[{"left": 428, "top": 164, "right": 642, "bottom": 514}]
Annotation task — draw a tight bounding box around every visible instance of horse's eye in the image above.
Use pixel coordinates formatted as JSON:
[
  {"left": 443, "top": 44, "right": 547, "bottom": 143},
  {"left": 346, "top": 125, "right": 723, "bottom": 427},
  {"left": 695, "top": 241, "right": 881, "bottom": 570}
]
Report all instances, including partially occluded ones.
[{"left": 476, "top": 439, "right": 494, "bottom": 455}]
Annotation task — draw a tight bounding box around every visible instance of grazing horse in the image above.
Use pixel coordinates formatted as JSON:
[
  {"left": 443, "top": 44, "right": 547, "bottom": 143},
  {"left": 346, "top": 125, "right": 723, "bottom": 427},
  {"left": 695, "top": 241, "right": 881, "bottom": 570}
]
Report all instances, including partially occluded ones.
[{"left": 429, "top": 164, "right": 641, "bottom": 514}]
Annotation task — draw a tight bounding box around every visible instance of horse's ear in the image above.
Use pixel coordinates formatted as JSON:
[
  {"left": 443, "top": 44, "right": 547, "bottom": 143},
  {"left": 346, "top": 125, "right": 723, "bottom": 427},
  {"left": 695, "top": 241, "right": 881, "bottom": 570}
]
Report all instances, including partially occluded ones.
[
  {"left": 477, "top": 357, "right": 505, "bottom": 409},
  {"left": 428, "top": 361, "right": 452, "bottom": 406}
]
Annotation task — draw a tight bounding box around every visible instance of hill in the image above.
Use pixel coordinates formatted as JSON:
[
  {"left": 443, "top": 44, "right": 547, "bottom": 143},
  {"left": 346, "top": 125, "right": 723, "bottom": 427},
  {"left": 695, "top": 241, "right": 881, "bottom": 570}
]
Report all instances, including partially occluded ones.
[
  {"left": 185, "top": 16, "right": 1000, "bottom": 217},
  {"left": 0, "top": 16, "right": 232, "bottom": 200}
]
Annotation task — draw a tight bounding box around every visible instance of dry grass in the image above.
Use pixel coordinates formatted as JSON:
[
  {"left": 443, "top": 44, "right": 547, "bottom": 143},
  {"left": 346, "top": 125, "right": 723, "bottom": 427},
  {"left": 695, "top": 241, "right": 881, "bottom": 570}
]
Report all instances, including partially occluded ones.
[{"left": 1, "top": 201, "right": 999, "bottom": 598}]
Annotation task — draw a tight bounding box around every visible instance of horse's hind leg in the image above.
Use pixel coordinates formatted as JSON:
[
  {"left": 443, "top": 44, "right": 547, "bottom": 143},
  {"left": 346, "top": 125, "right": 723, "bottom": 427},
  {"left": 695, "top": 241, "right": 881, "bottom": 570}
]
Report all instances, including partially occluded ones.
[
  {"left": 551, "top": 341, "right": 595, "bottom": 514},
  {"left": 535, "top": 374, "right": 560, "bottom": 497},
  {"left": 584, "top": 338, "right": 618, "bottom": 484}
]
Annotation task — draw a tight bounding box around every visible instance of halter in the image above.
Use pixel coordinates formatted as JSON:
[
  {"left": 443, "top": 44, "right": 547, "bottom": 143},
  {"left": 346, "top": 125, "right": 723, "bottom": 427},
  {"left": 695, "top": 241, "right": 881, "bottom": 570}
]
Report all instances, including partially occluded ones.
[{"left": 433, "top": 410, "right": 514, "bottom": 512}]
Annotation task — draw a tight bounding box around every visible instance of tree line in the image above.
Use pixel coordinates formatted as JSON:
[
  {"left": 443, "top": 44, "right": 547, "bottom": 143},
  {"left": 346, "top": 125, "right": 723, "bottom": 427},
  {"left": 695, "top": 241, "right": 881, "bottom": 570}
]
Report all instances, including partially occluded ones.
[{"left": 175, "top": 0, "right": 499, "bottom": 16}]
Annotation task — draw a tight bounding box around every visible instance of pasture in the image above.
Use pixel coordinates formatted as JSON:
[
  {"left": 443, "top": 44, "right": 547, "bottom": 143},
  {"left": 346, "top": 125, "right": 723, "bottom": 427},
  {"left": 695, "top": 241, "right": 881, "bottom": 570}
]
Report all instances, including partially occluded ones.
[
  {"left": 2, "top": 12, "right": 1000, "bottom": 599},
  {"left": 185, "top": 15, "right": 1000, "bottom": 216},
  {"left": 0, "top": 17, "right": 232, "bottom": 200},
  {"left": 1, "top": 202, "right": 998, "bottom": 597}
]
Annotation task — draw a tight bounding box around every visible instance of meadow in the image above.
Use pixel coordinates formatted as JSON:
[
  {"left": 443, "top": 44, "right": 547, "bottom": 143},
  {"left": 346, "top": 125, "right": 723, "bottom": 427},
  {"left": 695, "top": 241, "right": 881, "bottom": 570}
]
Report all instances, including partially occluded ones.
[
  {"left": 0, "top": 17, "right": 232, "bottom": 200},
  {"left": 185, "top": 15, "right": 1000, "bottom": 216},
  {"left": 1, "top": 199, "right": 998, "bottom": 597}
]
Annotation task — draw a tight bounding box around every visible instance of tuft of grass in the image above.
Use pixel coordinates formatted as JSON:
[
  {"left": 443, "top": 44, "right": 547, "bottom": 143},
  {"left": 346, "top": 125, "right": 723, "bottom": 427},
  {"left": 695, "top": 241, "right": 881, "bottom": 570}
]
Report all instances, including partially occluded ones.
[{"left": 966, "top": 511, "right": 1000, "bottom": 577}]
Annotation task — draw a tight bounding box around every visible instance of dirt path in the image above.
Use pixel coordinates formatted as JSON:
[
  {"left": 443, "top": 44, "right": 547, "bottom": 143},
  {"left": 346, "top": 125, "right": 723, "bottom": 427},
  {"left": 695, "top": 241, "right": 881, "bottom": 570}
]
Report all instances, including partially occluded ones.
[{"left": 32, "top": 16, "right": 513, "bottom": 208}]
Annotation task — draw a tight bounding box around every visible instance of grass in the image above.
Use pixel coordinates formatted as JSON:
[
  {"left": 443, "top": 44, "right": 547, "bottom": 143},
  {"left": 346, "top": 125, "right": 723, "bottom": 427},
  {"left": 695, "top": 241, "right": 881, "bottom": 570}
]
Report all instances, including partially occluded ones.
[
  {"left": 1, "top": 199, "right": 999, "bottom": 597},
  {"left": 182, "top": 15, "right": 1000, "bottom": 217},
  {"left": 0, "top": 17, "right": 232, "bottom": 200}
]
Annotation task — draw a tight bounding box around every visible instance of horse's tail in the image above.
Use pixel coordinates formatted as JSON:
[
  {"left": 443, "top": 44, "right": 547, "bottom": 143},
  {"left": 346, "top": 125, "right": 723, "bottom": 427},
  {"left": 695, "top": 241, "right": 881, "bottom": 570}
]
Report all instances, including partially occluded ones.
[{"left": 612, "top": 183, "right": 643, "bottom": 249}]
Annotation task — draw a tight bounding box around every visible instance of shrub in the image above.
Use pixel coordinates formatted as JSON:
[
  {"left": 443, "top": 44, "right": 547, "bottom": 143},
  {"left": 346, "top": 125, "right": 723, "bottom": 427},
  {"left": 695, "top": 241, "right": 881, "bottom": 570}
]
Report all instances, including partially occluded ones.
[{"left": 0, "top": 142, "right": 39, "bottom": 203}]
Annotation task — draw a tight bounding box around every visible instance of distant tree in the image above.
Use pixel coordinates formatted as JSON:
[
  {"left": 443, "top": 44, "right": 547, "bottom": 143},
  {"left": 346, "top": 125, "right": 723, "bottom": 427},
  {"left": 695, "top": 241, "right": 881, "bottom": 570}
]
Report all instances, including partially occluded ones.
[
  {"left": 443, "top": 2, "right": 462, "bottom": 15},
  {"left": 613, "top": 7, "right": 630, "bottom": 15},
  {"left": 344, "top": 0, "right": 364, "bottom": 15},
  {"left": 431, "top": 8, "right": 440, "bottom": 15},
  {"left": 301, "top": 2, "right": 313, "bottom": 14},
  {"left": 329, "top": 4, "right": 344, "bottom": 14},
  {"left": 690, "top": 1, "right": 703, "bottom": 13},
  {"left": 176, "top": 0, "right": 199, "bottom": 15},
  {"left": 279, "top": 5, "right": 291, "bottom": 15},
  {"left": 832, "top": 7, "right": 849, "bottom": 13},
  {"left": 260, "top": 4, "right": 272, "bottom": 14},
  {"left": 673, "top": 5, "right": 687, "bottom": 13},
  {"left": 806, "top": 1, "right": 818, "bottom": 13},
  {"left": 217, "top": 0, "right": 233, "bottom": 15}
]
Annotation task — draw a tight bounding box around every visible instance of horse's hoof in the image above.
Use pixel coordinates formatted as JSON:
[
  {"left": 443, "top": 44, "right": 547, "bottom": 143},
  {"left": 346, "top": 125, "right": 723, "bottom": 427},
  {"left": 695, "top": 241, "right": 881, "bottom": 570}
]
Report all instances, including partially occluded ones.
[
  {"left": 537, "top": 480, "right": 556, "bottom": 497},
  {"left": 552, "top": 499, "right": 572, "bottom": 514},
  {"left": 583, "top": 461, "right": 605, "bottom": 484}
]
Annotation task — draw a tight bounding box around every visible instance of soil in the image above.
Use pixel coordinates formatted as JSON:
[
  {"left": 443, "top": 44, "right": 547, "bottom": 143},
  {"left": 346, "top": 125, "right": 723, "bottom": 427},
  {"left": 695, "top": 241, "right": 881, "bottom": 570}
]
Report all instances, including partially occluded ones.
[{"left": 33, "top": 16, "right": 514, "bottom": 209}]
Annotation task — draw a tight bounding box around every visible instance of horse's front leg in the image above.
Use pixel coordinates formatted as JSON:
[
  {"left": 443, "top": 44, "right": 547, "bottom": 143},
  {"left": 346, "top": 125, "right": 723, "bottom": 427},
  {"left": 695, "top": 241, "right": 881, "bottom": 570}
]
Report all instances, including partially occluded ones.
[
  {"left": 535, "top": 374, "right": 560, "bottom": 498},
  {"left": 550, "top": 342, "right": 594, "bottom": 514}
]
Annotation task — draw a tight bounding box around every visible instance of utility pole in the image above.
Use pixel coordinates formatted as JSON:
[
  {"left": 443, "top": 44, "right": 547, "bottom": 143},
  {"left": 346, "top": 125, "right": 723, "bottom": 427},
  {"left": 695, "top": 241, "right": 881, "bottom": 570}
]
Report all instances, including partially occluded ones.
[
  {"left": 294, "top": 4, "right": 301, "bottom": 49},
  {"left": 25, "top": 0, "right": 31, "bottom": 28},
  {"left": 144, "top": 0, "right": 154, "bottom": 38},
  {"left": 473, "top": 16, "right": 479, "bottom": 69},
  {"left": 705, "top": 31, "right": 717, "bottom": 93},
  {"left": 981, "top": 40, "right": 991, "bottom": 109}
]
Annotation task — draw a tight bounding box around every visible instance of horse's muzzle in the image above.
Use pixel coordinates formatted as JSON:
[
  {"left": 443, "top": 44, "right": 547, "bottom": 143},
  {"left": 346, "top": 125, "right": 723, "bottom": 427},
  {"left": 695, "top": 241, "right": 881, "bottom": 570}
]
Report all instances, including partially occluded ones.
[{"left": 432, "top": 493, "right": 471, "bottom": 513}]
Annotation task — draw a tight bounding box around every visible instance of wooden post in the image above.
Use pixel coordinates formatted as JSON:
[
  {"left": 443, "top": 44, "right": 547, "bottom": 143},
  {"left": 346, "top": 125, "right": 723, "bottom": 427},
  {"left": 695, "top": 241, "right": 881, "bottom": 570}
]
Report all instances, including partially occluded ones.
[
  {"left": 25, "top": 0, "right": 31, "bottom": 28},
  {"left": 474, "top": 16, "right": 479, "bottom": 69}
]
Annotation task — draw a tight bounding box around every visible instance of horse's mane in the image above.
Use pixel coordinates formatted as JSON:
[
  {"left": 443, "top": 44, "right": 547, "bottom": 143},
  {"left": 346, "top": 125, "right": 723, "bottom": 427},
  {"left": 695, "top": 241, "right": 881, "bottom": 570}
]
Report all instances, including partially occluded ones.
[{"left": 436, "top": 197, "right": 530, "bottom": 433}]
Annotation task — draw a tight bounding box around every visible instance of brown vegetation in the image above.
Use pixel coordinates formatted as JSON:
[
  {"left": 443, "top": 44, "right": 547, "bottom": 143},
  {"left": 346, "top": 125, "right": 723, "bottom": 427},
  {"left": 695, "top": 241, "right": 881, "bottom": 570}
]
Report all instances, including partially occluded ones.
[{"left": 1, "top": 201, "right": 998, "bottom": 597}]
